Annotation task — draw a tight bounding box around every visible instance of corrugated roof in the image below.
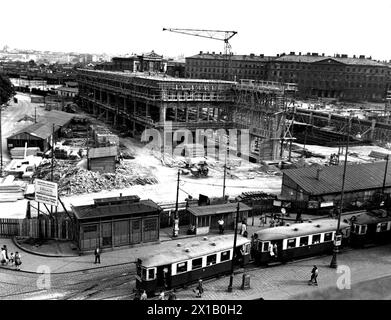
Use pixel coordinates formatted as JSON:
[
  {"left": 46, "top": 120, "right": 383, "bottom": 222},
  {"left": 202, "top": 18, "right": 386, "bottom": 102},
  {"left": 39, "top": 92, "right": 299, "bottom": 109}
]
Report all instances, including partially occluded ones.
[
  {"left": 283, "top": 162, "right": 391, "bottom": 196},
  {"left": 8, "top": 122, "right": 53, "bottom": 140},
  {"left": 254, "top": 219, "right": 350, "bottom": 241},
  {"left": 88, "top": 146, "right": 118, "bottom": 159},
  {"left": 188, "top": 202, "right": 252, "bottom": 217},
  {"left": 275, "top": 55, "right": 387, "bottom": 67},
  {"left": 187, "top": 53, "right": 273, "bottom": 62},
  {"left": 72, "top": 199, "right": 161, "bottom": 220},
  {"left": 139, "top": 234, "right": 251, "bottom": 268}
]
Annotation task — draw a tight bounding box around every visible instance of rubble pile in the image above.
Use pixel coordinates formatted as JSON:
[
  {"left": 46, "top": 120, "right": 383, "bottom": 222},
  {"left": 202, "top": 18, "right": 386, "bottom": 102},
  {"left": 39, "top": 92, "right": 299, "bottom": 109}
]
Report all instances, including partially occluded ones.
[{"left": 34, "top": 160, "right": 158, "bottom": 196}]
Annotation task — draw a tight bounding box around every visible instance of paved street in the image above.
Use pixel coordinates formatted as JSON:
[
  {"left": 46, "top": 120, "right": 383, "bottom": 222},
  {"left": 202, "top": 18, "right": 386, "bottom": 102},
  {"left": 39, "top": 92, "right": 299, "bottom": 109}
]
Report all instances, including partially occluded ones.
[{"left": 1, "top": 242, "right": 391, "bottom": 300}]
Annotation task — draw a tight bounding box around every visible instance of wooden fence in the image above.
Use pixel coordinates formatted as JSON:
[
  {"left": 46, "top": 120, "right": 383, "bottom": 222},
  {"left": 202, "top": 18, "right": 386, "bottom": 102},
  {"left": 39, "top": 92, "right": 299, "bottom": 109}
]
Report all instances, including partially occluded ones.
[{"left": 0, "top": 215, "right": 74, "bottom": 240}]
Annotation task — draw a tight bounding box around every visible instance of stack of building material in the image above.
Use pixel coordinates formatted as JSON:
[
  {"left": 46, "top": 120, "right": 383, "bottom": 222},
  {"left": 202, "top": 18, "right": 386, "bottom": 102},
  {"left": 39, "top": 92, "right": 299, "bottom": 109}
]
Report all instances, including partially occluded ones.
[
  {"left": 91, "top": 124, "right": 119, "bottom": 147},
  {"left": 10, "top": 147, "right": 40, "bottom": 159},
  {"left": 0, "top": 175, "right": 26, "bottom": 202},
  {"left": 368, "top": 150, "right": 390, "bottom": 160}
]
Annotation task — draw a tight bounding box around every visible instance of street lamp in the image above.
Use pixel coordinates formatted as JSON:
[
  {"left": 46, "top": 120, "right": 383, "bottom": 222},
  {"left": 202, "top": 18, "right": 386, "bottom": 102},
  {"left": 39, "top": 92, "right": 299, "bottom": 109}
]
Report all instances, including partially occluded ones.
[
  {"left": 228, "top": 202, "right": 240, "bottom": 292},
  {"left": 330, "top": 117, "right": 351, "bottom": 268},
  {"left": 173, "top": 169, "right": 180, "bottom": 237}
]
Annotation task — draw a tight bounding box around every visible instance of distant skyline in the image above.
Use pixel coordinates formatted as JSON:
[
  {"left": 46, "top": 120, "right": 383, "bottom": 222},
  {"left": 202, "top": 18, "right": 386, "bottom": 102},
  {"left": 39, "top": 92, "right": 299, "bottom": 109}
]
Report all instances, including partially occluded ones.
[{"left": 1, "top": 0, "right": 390, "bottom": 61}]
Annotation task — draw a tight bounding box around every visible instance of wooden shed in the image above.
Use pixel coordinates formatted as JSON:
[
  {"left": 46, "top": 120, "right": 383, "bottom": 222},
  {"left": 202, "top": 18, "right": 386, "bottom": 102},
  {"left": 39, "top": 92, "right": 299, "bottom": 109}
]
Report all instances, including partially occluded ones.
[
  {"left": 72, "top": 195, "right": 161, "bottom": 251},
  {"left": 187, "top": 202, "right": 251, "bottom": 235},
  {"left": 87, "top": 146, "right": 117, "bottom": 173}
]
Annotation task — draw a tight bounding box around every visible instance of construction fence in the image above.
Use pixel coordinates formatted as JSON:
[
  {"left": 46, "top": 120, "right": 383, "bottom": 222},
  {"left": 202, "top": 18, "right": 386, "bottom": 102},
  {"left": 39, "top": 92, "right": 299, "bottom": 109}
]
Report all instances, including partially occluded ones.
[{"left": 0, "top": 215, "right": 74, "bottom": 240}]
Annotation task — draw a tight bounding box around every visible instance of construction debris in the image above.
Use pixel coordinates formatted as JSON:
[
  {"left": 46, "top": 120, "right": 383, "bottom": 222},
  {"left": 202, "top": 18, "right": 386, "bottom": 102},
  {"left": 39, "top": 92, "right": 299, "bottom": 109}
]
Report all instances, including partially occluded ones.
[{"left": 34, "top": 159, "right": 158, "bottom": 196}]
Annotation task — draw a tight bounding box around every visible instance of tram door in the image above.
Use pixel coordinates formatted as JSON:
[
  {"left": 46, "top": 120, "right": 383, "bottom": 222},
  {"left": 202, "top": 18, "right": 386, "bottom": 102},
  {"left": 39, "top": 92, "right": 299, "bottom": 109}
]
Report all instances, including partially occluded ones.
[
  {"left": 272, "top": 240, "right": 283, "bottom": 261},
  {"left": 157, "top": 264, "right": 171, "bottom": 289}
]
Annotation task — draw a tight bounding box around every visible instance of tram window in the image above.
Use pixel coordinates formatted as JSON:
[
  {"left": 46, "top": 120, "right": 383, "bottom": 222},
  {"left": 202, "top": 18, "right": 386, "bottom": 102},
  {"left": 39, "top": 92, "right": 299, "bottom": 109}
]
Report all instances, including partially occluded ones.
[
  {"left": 300, "top": 236, "right": 309, "bottom": 246},
  {"left": 360, "top": 225, "right": 367, "bottom": 234},
  {"left": 207, "top": 254, "right": 217, "bottom": 266},
  {"left": 192, "top": 258, "right": 203, "bottom": 270},
  {"left": 324, "top": 232, "right": 333, "bottom": 242},
  {"left": 380, "top": 223, "right": 388, "bottom": 232},
  {"left": 245, "top": 243, "right": 251, "bottom": 254},
  {"left": 287, "top": 238, "right": 296, "bottom": 249},
  {"left": 176, "top": 261, "right": 188, "bottom": 274},
  {"left": 220, "top": 250, "right": 231, "bottom": 262},
  {"left": 354, "top": 225, "right": 360, "bottom": 234},
  {"left": 312, "top": 234, "right": 321, "bottom": 244},
  {"left": 262, "top": 242, "right": 270, "bottom": 252},
  {"left": 148, "top": 269, "right": 155, "bottom": 280}
]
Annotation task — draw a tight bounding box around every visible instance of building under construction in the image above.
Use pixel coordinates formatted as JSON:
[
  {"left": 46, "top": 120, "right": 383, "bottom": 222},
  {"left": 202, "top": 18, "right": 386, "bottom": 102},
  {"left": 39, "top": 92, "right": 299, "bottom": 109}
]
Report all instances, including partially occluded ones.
[{"left": 77, "top": 69, "right": 297, "bottom": 161}]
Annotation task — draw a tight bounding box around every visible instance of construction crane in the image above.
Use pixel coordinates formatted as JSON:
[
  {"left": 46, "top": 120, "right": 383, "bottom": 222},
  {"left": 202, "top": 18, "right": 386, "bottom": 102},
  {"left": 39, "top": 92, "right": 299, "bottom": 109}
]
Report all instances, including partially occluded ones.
[{"left": 163, "top": 28, "right": 237, "bottom": 80}]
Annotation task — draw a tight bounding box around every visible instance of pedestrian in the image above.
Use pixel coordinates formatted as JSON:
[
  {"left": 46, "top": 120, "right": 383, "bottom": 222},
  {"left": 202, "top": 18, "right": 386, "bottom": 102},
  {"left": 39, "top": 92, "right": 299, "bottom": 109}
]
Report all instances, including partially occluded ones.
[
  {"left": 309, "top": 265, "right": 319, "bottom": 286},
  {"left": 268, "top": 243, "right": 275, "bottom": 258},
  {"left": 140, "top": 290, "right": 148, "bottom": 300},
  {"left": 240, "top": 220, "right": 247, "bottom": 237},
  {"left": 94, "top": 247, "right": 101, "bottom": 264},
  {"left": 273, "top": 243, "right": 278, "bottom": 258},
  {"left": 218, "top": 217, "right": 224, "bottom": 234},
  {"left": 195, "top": 279, "right": 204, "bottom": 298},
  {"left": 9, "top": 252, "right": 14, "bottom": 265},
  {"left": 167, "top": 291, "right": 177, "bottom": 300},
  {"left": 1, "top": 247, "right": 7, "bottom": 265},
  {"left": 3, "top": 245, "right": 9, "bottom": 260},
  {"left": 14, "top": 252, "right": 21, "bottom": 271},
  {"left": 269, "top": 216, "right": 275, "bottom": 228},
  {"left": 158, "top": 290, "right": 165, "bottom": 300},
  {"left": 259, "top": 215, "right": 264, "bottom": 227}
]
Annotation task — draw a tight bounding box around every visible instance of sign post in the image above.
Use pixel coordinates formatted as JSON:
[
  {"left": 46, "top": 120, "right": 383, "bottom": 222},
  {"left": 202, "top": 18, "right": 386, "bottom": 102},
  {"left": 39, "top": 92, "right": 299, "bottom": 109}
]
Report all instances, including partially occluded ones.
[{"left": 35, "top": 179, "right": 58, "bottom": 207}]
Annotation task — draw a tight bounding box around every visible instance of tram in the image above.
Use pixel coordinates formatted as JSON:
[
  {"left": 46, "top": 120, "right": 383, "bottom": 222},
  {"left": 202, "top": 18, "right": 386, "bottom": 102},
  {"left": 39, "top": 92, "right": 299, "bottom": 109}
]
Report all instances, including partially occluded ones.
[
  {"left": 350, "top": 209, "right": 391, "bottom": 247},
  {"left": 251, "top": 219, "right": 350, "bottom": 265},
  {"left": 135, "top": 234, "right": 251, "bottom": 294}
]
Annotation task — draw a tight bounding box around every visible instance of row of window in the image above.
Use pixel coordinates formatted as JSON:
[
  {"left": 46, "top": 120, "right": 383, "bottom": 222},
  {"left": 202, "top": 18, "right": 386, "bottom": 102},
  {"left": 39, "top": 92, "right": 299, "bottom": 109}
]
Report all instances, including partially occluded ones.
[
  {"left": 259, "top": 232, "right": 334, "bottom": 252},
  {"left": 352, "top": 221, "right": 391, "bottom": 234}
]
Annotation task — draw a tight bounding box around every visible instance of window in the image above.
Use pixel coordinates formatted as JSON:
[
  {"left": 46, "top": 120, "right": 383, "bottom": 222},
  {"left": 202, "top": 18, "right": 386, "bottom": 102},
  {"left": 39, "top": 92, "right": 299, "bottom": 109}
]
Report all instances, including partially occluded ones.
[
  {"left": 206, "top": 254, "right": 217, "bottom": 266},
  {"left": 287, "top": 238, "right": 296, "bottom": 249},
  {"left": 176, "top": 262, "right": 188, "bottom": 273},
  {"left": 324, "top": 232, "right": 333, "bottom": 242},
  {"left": 198, "top": 216, "right": 209, "bottom": 227},
  {"left": 380, "top": 223, "right": 388, "bottom": 232},
  {"left": 312, "top": 234, "right": 321, "bottom": 244},
  {"left": 220, "top": 250, "right": 231, "bottom": 262},
  {"left": 354, "top": 225, "right": 360, "bottom": 234},
  {"left": 262, "top": 242, "right": 270, "bottom": 252},
  {"left": 142, "top": 267, "right": 147, "bottom": 280},
  {"left": 192, "top": 258, "right": 203, "bottom": 270},
  {"left": 300, "top": 236, "right": 309, "bottom": 246},
  {"left": 148, "top": 268, "right": 155, "bottom": 280},
  {"left": 244, "top": 243, "right": 251, "bottom": 254}
]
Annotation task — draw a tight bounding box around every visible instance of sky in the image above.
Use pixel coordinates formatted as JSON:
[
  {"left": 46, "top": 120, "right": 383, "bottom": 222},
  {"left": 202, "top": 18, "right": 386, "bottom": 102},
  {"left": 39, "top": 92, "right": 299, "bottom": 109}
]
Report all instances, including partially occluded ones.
[{"left": 0, "top": 0, "right": 390, "bottom": 61}]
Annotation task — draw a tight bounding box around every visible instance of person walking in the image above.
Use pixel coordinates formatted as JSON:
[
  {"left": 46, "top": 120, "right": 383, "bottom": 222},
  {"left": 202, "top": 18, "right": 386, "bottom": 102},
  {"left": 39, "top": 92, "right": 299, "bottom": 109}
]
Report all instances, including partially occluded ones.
[
  {"left": 269, "top": 216, "right": 275, "bottom": 228},
  {"left": 218, "top": 217, "right": 224, "bottom": 234},
  {"left": 14, "top": 252, "right": 21, "bottom": 271},
  {"left": 9, "top": 252, "right": 14, "bottom": 265},
  {"left": 240, "top": 220, "right": 247, "bottom": 237},
  {"left": 195, "top": 279, "right": 204, "bottom": 298},
  {"left": 158, "top": 290, "right": 165, "bottom": 300},
  {"left": 94, "top": 247, "right": 101, "bottom": 264},
  {"left": 273, "top": 243, "right": 278, "bottom": 258},
  {"left": 140, "top": 290, "right": 148, "bottom": 300},
  {"left": 309, "top": 265, "right": 319, "bottom": 286},
  {"left": 1, "top": 247, "right": 7, "bottom": 266}
]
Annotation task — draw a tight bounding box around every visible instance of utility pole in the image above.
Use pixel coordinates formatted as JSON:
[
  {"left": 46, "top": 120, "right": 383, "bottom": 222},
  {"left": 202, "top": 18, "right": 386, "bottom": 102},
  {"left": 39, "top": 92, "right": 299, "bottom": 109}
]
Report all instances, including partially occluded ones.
[
  {"left": 330, "top": 116, "right": 351, "bottom": 269},
  {"left": 382, "top": 154, "right": 389, "bottom": 195},
  {"left": 50, "top": 123, "right": 55, "bottom": 216},
  {"left": 0, "top": 104, "right": 3, "bottom": 178},
  {"left": 222, "top": 149, "right": 227, "bottom": 200},
  {"left": 228, "top": 202, "right": 240, "bottom": 292},
  {"left": 173, "top": 170, "right": 180, "bottom": 237}
]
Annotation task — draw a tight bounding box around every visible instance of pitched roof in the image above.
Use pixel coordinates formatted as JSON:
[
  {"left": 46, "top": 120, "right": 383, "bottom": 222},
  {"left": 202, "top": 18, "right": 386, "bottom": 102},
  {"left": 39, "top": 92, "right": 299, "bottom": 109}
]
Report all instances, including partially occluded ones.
[
  {"left": 283, "top": 161, "right": 391, "bottom": 196},
  {"left": 88, "top": 146, "right": 118, "bottom": 159},
  {"left": 187, "top": 53, "right": 274, "bottom": 62},
  {"left": 8, "top": 122, "right": 53, "bottom": 139},
  {"left": 72, "top": 199, "right": 161, "bottom": 220},
  {"left": 274, "top": 54, "right": 387, "bottom": 67},
  {"left": 188, "top": 202, "right": 252, "bottom": 217}
]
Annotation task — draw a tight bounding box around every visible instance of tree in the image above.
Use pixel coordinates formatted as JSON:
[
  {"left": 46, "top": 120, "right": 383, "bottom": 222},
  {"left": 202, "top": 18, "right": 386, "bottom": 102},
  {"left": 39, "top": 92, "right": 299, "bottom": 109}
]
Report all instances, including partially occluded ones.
[{"left": 0, "top": 74, "right": 15, "bottom": 105}]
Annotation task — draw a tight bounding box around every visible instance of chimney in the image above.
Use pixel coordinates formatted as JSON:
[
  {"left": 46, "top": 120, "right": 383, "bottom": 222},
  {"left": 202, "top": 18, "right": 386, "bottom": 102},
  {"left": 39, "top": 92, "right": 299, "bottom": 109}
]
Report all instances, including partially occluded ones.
[
  {"left": 250, "top": 53, "right": 254, "bottom": 57},
  {"left": 277, "top": 54, "right": 280, "bottom": 57},
  {"left": 316, "top": 168, "right": 323, "bottom": 180},
  {"left": 259, "top": 54, "right": 264, "bottom": 58},
  {"left": 212, "top": 51, "right": 215, "bottom": 54},
  {"left": 322, "top": 53, "right": 325, "bottom": 56},
  {"left": 120, "top": 193, "right": 122, "bottom": 197},
  {"left": 306, "top": 52, "right": 311, "bottom": 56},
  {"left": 299, "top": 52, "right": 302, "bottom": 55},
  {"left": 199, "top": 51, "right": 203, "bottom": 54},
  {"left": 290, "top": 51, "right": 295, "bottom": 55},
  {"left": 353, "top": 55, "right": 356, "bottom": 58}
]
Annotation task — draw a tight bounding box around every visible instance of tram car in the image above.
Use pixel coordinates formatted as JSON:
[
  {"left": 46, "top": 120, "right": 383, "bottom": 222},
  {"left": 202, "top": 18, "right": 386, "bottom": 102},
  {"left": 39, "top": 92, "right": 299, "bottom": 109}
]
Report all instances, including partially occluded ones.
[
  {"left": 251, "top": 219, "right": 350, "bottom": 265},
  {"left": 135, "top": 234, "right": 251, "bottom": 294},
  {"left": 350, "top": 209, "right": 391, "bottom": 247}
]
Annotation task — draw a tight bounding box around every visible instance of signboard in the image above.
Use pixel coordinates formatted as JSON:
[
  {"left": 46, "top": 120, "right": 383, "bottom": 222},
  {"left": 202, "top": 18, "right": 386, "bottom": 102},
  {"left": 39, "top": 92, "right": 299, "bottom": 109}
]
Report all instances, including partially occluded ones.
[
  {"left": 241, "top": 274, "right": 250, "bottom": 290},
  {"left": 334, "top": 235, "right": 342, "bottom": 246},
  {"left": 273, "top": 200, "right": 282, "bottom": 207},
  {"left": 35, "top": 179, "right": 58, "bottom": 206},
  {"left": 320, "top": 201, "right": 334, "bottom": 208}
]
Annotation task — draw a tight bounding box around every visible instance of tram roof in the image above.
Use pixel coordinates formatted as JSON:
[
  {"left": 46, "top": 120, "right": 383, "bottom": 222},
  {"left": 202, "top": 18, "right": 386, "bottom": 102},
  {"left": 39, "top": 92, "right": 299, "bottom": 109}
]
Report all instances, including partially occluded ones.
[
  {"left": 138, "top": 234, "right": 251, "bottom": 268},
  {"left": 253, "top": 219, "right": 350, "bottom": 241},
  {"left": 352, "top": 210, "right": 391, "bottom": 225}
]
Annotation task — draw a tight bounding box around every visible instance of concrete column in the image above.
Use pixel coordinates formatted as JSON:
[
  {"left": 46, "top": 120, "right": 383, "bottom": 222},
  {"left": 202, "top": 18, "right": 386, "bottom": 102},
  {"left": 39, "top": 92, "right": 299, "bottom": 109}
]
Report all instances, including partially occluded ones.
[
  {"left": 175, "top": 106, "right": 178, "bottom": 122},
  {"left": 196, "top": 107, "right": 200, "bottom": 122},
  {"left": 370, "top": 119, "right": 376, "bottom": 140},
  {"left": 146, "top": 102, "right": 150, "bottom": 117},
  {"left": 123, "top": 97, "right": 126, "bottom": 113},
  {"left": 328, "top": 112, "right": 332, "bottom": 126},
  {"left": 186, "top": 107, "right": 189, "bottom": 122},
  {"left": 207, "top": 107, "right": 210, "bottom": 121},
  {"left": 159, "top": 105, "right": 166, "bottom": 123}
]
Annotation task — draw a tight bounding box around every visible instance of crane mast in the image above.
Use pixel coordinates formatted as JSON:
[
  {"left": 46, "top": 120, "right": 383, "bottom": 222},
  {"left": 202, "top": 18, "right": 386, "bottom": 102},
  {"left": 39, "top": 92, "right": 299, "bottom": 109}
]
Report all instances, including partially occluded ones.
[{"left": 163, "top": 28, "right": 238, "bottom": 80}]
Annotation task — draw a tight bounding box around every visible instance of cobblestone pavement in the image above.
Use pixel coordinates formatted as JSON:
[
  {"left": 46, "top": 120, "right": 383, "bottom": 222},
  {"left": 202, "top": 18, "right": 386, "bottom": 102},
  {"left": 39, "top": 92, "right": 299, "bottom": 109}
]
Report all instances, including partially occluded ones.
[{"left": 173, "top": 244, "right": 391, "bottom": 300}]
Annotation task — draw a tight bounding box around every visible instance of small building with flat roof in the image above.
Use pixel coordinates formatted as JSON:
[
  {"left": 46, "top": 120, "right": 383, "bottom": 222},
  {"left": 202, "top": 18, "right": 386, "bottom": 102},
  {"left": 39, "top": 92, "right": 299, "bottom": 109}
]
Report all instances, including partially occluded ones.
[
  {"left": 87, "top": 146, "right": 117, "bottom": 173},
  {"left": 187, "top": 202, "right": 251, "bottom": 235},
  {"left": 72, "top": 195, "right": 161, "bottom": 251}
]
